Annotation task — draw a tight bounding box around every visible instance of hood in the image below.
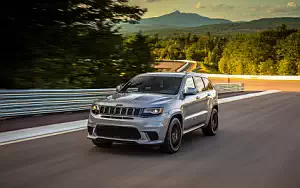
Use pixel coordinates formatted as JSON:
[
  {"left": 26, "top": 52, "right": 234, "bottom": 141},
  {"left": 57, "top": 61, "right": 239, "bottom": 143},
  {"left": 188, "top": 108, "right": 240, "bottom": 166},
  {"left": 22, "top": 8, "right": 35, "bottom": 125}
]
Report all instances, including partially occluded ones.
[{"left": 97, "top": 92, "right": 175, "bottom": 106}]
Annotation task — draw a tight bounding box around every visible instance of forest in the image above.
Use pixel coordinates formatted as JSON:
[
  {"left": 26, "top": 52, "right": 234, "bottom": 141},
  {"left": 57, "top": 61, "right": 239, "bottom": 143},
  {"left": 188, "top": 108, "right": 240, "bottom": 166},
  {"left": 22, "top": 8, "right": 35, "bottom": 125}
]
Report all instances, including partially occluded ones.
[
  {"left": 1, "top": 0, "right": 299, "bottom": 89},
  {"left": 150, "top": 25, "right": 300, "bottom": 76}
]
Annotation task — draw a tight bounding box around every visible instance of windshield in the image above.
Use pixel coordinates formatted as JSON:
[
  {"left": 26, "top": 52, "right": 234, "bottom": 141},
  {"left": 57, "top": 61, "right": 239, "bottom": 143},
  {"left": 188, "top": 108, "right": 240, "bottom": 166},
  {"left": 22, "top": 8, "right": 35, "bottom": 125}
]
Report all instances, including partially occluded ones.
[{"left": 120, "top": 76, "right": 183, "bottom": 95}]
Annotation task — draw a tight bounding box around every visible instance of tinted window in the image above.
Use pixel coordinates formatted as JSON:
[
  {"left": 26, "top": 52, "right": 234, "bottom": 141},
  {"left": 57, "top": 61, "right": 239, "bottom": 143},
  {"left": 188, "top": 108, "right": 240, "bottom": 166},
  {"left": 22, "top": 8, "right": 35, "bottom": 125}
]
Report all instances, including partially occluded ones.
[
  {"left": 202, "top": 77, "right": 213, "bottom": 90},
  {"left": 193, "top": 77, "right": 205, "bottom": 92},
  {"left": 120, "top": 76, "right": 183, "bottom": 95},
  {"left": 184, "top": 77, "right": 196, "bottom": 93}
]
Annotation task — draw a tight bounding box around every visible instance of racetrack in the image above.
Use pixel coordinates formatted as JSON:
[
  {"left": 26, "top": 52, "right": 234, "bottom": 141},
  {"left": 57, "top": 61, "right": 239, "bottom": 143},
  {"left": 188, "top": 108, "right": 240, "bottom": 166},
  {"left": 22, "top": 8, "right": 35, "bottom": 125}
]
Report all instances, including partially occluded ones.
[{"left": 1, "top": 92, "right": 300, "bottom": 188}]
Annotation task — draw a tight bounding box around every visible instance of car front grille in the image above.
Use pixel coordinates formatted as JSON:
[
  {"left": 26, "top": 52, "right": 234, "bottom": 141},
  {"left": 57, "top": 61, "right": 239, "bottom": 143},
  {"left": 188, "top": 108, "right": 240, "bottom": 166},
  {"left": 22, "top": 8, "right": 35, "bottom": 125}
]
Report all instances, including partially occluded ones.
[
  {"left": 99, "top": 106, "right": 141, "bottom": 117},
  {"left": 95, "top": 126, "right": 141, "bottom": 140}
]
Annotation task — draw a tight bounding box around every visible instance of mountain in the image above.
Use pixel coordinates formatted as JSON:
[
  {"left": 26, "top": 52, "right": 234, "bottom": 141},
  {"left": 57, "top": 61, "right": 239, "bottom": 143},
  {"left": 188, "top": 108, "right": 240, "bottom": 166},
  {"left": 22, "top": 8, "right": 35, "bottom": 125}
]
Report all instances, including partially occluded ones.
[
  {"left": 140, "top": 10, "right": 231, "bottom": 27},
  {"left": 142, "top": 17, "right": 300, "bottom": 36},
  {"left": 120, "top": 10, "right": 232, "bottom": 33}
]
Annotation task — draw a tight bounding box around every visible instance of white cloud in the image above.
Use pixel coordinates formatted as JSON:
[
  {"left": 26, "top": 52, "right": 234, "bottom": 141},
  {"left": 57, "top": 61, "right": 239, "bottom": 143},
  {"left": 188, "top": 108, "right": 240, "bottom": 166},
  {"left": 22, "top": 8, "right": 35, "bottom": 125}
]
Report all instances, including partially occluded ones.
[
  {"left": 287, "top": 2, "right": 297, "bottom": 8},
  {"left": 250, "top": 2, "right": 300, "bottom": 14},
  {"left": 211, "top": 4, "right": 235, "bottom": 10},
  {"left": 195, "top": 2, "right": 202, "bottom": 9},
  {"left": 195, "top": 3, "right": 235, "bottom": 11}
]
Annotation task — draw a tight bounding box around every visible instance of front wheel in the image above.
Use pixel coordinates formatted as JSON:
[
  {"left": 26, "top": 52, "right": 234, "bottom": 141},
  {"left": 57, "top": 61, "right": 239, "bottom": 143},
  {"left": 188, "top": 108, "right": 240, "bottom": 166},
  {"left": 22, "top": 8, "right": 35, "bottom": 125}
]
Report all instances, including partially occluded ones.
[
  {"left": 162, "top": 118, "right": 182, "bottom": 154},
  {"left": 92, "top": 139, "right": 113, "bottom": 148},
  {"left": 202, "top": 108, "right": 218, "bottom": 136}
]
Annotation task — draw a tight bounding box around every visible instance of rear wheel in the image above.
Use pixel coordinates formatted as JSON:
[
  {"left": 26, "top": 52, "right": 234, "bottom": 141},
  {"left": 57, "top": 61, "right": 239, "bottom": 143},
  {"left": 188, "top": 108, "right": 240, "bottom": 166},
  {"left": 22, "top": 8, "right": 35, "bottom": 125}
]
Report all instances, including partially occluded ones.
[
  {"left": 92, "top": 139, "right": 113, "bottom": 148},
  {"left": 162, "top": 118, "right": 182, "bottom": 154},
  {"left": 202, "top": 108, "right": 218, "bottom": 136}
]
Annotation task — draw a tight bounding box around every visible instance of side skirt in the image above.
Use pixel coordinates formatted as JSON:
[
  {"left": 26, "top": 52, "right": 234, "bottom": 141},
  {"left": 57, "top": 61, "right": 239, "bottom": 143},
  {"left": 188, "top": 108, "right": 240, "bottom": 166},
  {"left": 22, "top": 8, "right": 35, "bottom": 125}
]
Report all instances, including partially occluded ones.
[{"left": 183, "top": 124, "right": 205, "bottom": 135}]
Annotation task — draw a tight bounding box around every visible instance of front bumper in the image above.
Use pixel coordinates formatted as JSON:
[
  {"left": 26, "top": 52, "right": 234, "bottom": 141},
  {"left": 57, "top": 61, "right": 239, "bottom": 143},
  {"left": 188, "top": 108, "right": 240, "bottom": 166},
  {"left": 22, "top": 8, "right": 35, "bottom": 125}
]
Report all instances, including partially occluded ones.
[{"left": 87, "top": 112, "right": 170, "bottom": 145}]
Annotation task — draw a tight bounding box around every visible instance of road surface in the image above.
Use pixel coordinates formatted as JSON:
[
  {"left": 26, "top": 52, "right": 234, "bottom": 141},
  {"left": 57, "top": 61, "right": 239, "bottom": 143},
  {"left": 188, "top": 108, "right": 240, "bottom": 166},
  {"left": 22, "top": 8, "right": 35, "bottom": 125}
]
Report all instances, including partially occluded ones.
[{"left": 1, "top": 92, "right": 300, "bottom": 188}]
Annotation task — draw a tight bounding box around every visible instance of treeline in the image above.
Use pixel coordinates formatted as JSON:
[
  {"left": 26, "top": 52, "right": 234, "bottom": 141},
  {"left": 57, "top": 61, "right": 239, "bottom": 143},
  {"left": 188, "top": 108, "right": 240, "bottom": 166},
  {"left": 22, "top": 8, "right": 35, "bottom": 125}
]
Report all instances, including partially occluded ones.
[
  {"left": 149, "top": 33, "right": 227, "bottom": 73},
  {"left": 150, "top": 25, "right": 300, "bottom": 75},
  {"left": 219, "top": 26, "right": 300, "bottom": 75},
  {"left": 1, "top": 0, "right": 154, "bottom": 89}
]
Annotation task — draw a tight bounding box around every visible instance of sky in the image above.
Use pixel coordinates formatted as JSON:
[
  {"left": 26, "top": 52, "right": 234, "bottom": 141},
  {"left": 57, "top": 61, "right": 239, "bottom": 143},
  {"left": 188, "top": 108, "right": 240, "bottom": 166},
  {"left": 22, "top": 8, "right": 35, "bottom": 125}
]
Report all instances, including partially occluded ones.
[{"left": 129, "top": 0, "right": 300, "bottom": 21}]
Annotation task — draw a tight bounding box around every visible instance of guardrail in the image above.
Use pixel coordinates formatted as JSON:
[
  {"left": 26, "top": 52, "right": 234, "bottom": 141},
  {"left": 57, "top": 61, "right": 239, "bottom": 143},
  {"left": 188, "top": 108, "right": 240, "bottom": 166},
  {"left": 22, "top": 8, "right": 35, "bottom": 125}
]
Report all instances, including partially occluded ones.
[
  {"left": 214, "top": 83, "right": 244, "bottom": 93},
  {"left": 0, "top": 83, "right": 243, "bottom": 118},
  {"left": 0, "top": 89, "right": 114, "bottom": 118}
]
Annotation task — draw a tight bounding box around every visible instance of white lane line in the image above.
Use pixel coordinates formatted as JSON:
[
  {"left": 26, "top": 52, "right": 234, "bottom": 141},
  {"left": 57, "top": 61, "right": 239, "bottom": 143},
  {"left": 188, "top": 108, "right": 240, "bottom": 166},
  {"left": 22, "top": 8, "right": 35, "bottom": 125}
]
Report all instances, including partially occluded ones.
[
  {"left": 0, "top": 120, "right": 87, "bottom": 146},
  {"left": 0, "top": 90, "right": 281, "bottom": 146},
  {"left": 218, "top": 90, "right": 281, "bottom": 104},
  {"left": 0, "top": 127, "right": 86, "bottom": 146}
]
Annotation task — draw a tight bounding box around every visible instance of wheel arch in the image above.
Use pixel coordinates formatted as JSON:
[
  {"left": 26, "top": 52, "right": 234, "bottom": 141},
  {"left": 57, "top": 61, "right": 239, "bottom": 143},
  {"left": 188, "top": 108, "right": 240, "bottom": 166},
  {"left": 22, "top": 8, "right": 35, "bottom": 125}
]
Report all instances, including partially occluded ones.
[
  {"left": 169, "top": 112, "right": 183, "bottom": 130},
  {"left": 213, "top": 104, "right": 219, "bottom": 112}
]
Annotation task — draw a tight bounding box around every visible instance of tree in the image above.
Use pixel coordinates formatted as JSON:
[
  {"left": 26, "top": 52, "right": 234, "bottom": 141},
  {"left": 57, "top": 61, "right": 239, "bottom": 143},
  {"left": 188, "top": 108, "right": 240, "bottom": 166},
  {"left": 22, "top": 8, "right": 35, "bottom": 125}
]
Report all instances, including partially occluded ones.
[
  {"left": 219, "top": 34, "right": 272, "bottom": 75},
  {"left": 259, "top": 59, "right": 277, "bottom": 75},
  {"left": 278, "top": 59, "right": 296, "bottom": 75},
  {"left": 276, "top": 32, "right": 300, "bottom": 75},
  {"left": 204, "top": 37, "right": 228, "bottom": 70},
  {"left": 1, "top": 0, "right": 146, "bottom": 88},
  {"left": 121, "top": 33, "right": 155, "bottom": 80}
]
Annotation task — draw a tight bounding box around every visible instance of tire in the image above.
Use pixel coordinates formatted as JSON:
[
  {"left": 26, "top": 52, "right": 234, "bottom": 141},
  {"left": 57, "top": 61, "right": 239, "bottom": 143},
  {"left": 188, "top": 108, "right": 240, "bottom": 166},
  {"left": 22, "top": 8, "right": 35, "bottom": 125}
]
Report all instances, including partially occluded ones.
[
  {"left": 92, "top": 139, "right": 113, "bottom": 148},
  {"left": 202, "top": 108, "right": 218, "bottom": 136},
  {"left": 162, "top": 118, "right": 182, "bottom": 154}
]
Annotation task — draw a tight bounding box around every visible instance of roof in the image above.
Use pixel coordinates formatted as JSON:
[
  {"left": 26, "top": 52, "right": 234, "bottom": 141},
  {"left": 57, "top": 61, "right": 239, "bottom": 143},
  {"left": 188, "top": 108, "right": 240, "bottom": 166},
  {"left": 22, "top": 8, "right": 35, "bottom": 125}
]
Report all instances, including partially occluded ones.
[{"left": 139, "top": 72, "right": 207, "bottom": 78}]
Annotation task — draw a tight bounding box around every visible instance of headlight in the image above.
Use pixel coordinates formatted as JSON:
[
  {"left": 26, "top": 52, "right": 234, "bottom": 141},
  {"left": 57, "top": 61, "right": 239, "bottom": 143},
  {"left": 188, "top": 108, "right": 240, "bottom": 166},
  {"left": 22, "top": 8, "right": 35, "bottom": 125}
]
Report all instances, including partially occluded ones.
[
  {"left": 141, "top": 108, "right": 164, "bottom": 117},
  {"left": 91, "top": 104, "right": 100, "bottom": 115}
]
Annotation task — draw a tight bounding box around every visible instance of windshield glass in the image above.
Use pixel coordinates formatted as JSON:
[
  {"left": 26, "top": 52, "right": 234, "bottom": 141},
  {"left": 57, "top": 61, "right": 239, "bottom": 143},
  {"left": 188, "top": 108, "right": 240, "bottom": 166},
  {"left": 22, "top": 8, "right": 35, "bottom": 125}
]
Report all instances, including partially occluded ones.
[{"left": 120, "top": 76, "right": 183, "bottom": 95}]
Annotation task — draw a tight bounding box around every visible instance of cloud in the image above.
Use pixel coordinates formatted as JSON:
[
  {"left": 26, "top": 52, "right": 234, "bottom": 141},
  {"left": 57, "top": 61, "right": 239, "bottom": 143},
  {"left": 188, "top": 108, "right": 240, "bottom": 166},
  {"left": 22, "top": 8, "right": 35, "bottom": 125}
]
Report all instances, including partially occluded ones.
[
  {"left": 198, "top": 4, "right": 236, "bottom": 11},
  {"left": 195, "top": 2, "right": 206, "bottom": 9},
  {"left": 268, "top": 2, "right": 299, "bottom": 13},
  {"left": 145, "top": 0, "right": 160, "bottom": 2},
  {"left": 145, "top": 0, "right": 169, "bottom": 2},
  {"left": 287, "top": 2, "right": 297, "bottom": 8},
  {"left": 250, "top": 2, "right": 299, "bottom": 14},
  {"left": 211, "top": 4, "right": 235, "bottom": 10},
  {"left": 250, "top": 5, "right": 270, "bottom": 12}
]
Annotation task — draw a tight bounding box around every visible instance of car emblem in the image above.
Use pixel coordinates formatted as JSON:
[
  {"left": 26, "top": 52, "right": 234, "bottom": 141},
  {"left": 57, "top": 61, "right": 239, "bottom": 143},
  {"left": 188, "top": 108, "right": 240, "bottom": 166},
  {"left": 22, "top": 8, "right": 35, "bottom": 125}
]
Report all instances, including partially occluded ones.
[{"left": 116, "top": 104, "right": 123, "bottom": 107}]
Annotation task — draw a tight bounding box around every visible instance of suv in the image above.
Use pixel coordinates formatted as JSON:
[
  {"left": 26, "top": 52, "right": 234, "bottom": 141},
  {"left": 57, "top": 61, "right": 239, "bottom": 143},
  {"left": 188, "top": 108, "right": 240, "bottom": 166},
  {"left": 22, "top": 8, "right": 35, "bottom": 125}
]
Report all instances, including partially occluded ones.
[{"left": 87, "top": 72, "right": 219, "bottom": 153}]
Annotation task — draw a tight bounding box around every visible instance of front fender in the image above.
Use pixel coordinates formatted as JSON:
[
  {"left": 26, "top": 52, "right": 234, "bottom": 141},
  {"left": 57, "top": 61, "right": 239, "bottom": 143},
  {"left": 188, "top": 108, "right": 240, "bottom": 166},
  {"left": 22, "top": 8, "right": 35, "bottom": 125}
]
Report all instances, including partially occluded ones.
[{"left": 168, "top": 108, "right": 184, "bottom": 129}]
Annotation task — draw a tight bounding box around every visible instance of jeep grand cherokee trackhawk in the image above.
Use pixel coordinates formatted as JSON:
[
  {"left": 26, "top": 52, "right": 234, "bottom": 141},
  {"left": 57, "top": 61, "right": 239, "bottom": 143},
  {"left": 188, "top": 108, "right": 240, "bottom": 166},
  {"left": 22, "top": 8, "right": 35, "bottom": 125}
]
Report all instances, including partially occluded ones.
[{"left": 87, "top": 72, "right": 219, "bottom": 153}]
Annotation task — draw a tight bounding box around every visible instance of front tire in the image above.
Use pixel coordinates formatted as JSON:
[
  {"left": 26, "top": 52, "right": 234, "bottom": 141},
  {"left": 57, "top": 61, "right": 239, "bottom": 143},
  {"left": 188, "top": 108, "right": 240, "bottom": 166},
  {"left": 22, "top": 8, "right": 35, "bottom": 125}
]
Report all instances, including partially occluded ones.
[
  {"left": 92, "top": 139, "right": 113, "bottom": 148},
  {"left": 162, "top": 118, "right": 182, "bottom": 154},
  {"left": 202, "top": 108, "right": 218, "bottom": 136}
]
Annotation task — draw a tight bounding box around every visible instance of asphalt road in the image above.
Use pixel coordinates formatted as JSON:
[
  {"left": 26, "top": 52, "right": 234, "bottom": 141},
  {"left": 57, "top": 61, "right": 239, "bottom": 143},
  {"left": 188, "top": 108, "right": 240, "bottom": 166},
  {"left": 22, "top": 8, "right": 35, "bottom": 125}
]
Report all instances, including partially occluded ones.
[{"left": 1, "top": 92, "right": 300, "bottom": 188}]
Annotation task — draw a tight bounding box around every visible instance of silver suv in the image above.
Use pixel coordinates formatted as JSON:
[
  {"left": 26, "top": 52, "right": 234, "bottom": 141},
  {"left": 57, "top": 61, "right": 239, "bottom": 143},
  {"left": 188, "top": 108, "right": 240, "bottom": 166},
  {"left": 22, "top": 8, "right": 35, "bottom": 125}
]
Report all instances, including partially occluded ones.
[{"left": 87, "top": 72, "right": 219, "bottom": 153}]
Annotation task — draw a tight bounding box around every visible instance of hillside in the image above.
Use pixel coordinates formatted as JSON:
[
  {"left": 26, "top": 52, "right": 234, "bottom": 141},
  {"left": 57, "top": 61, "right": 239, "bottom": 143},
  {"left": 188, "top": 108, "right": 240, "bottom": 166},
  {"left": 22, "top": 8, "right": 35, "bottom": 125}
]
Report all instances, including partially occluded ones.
[
  {"left": 142, "top": 17, "right": 300, "bottom": 36},
  {"left": 120, "top": 10, "right": 232, "bottom": 33}
]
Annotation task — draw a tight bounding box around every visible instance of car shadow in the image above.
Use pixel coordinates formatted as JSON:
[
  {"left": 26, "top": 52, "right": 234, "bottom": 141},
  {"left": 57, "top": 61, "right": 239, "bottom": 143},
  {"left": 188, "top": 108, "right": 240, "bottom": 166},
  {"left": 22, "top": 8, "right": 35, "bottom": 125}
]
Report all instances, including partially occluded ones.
[{"left": 87, "top": 129, "right": 222, "bottom": 157}]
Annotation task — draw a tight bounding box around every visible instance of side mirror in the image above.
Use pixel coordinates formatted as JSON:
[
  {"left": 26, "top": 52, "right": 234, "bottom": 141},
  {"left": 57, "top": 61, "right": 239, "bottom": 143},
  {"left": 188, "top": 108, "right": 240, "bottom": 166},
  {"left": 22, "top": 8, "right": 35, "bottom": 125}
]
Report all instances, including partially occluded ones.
[
  {"left": 116, "top": 84, "right": 124, "bottom": 92},
  {"left": 184, "top": 88, "right": 197, "bottom": 96}
]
